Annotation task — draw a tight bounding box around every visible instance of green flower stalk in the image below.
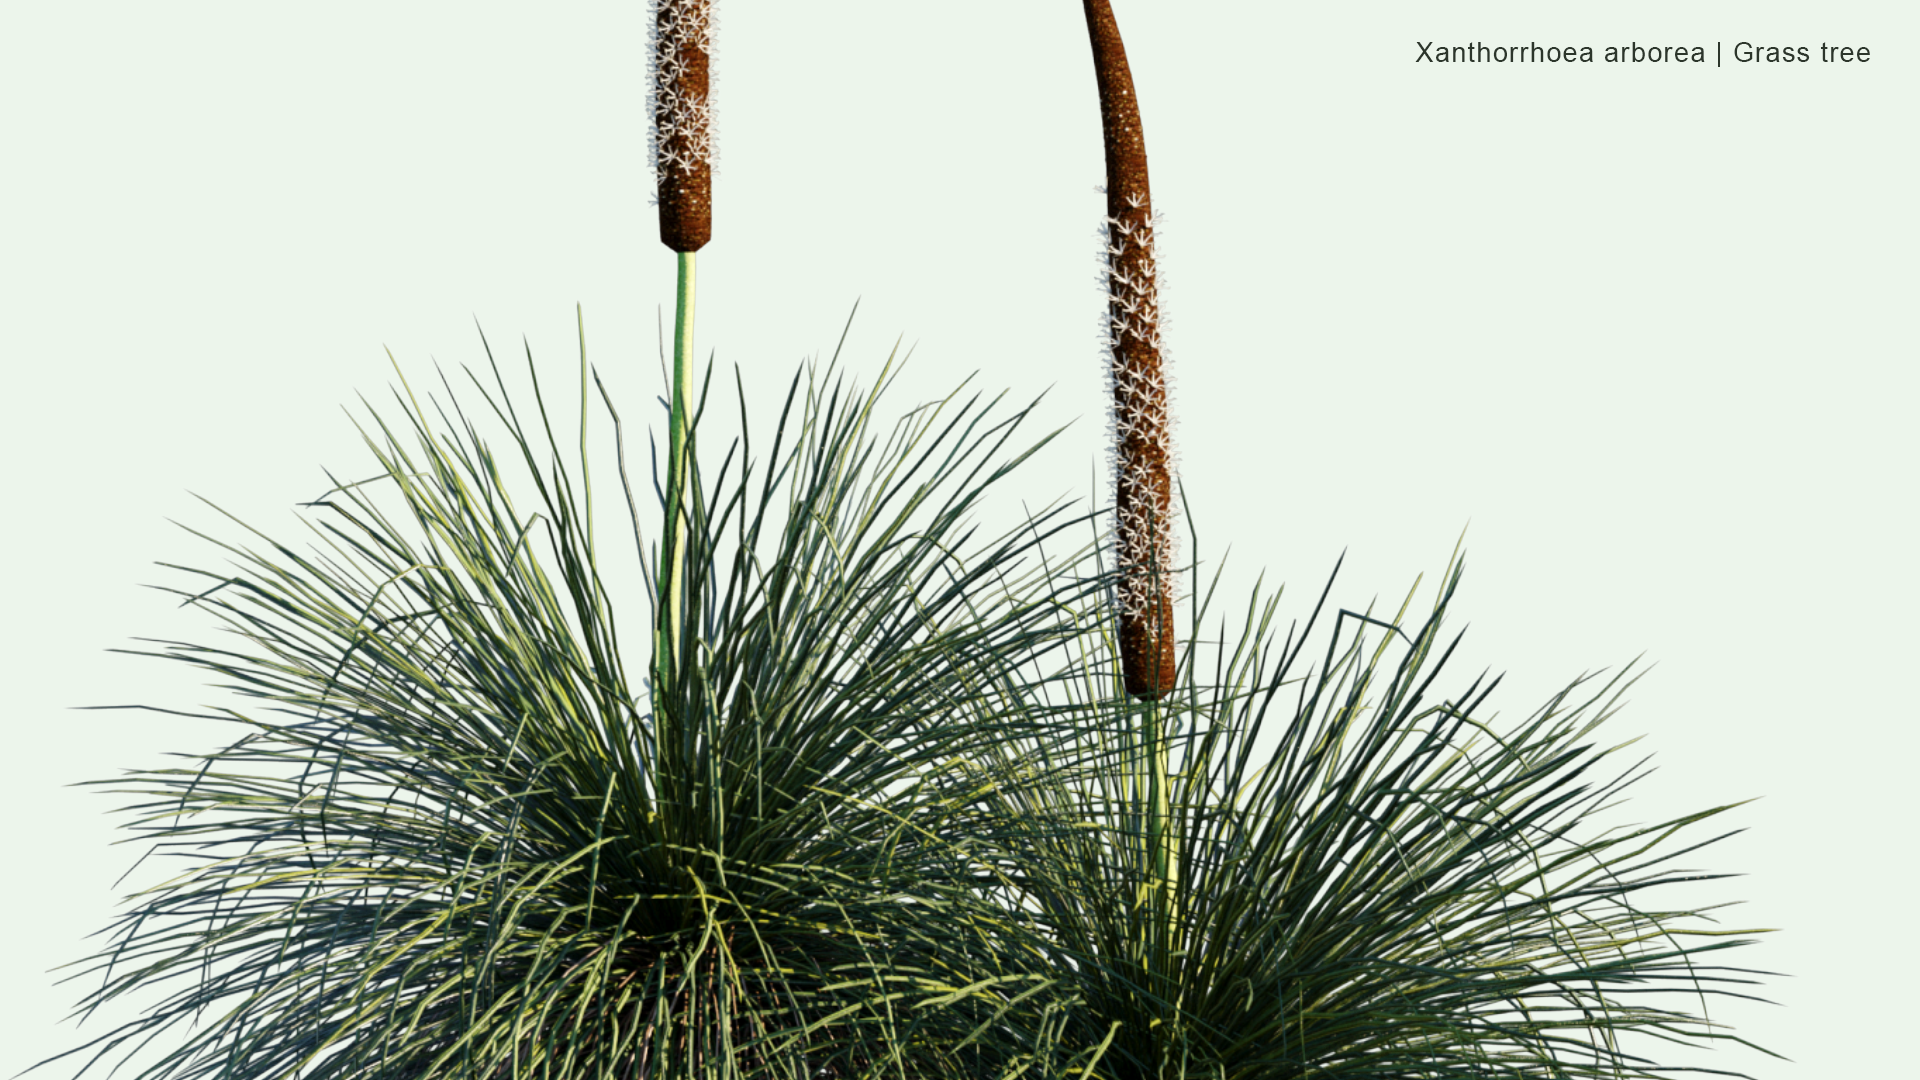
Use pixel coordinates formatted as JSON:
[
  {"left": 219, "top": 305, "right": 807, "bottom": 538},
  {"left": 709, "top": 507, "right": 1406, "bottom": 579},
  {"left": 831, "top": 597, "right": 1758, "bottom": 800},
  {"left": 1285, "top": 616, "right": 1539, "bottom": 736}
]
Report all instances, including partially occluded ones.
[
  {"left": 1084, "top": 0, "right": 1176, "bottom": 701},
  {"left": 650, "top": 0, "right": 714, "bottom": 680}
]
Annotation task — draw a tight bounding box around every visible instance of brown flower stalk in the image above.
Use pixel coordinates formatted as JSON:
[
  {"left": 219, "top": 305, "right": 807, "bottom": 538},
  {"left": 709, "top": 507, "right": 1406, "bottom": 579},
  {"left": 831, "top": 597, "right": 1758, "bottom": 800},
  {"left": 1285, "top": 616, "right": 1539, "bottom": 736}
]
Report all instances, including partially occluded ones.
[
  {"left": 651, "top": 0, "right": 713, "bottom": 252},
  {"left": 1084, "top": 0, "right": 1176, "bottom": 699}
]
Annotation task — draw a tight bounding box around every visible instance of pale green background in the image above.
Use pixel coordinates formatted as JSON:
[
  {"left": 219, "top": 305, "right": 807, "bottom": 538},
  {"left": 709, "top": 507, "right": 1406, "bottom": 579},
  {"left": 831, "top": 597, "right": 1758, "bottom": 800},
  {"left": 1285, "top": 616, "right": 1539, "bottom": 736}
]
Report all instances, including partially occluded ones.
[{"left": 3, "top": 1, "right": 1912, "bottom": 1074}]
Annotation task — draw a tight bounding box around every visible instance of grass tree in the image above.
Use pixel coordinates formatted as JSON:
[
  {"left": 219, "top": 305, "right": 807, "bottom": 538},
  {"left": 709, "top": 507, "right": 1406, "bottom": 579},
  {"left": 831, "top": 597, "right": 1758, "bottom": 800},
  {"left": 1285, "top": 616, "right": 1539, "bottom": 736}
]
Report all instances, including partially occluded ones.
[
  {"left": 35, "top": 3, "right": 1779, "bottom": 1078},
  {"left": 38, "top": 337, "right": 1101, "bottom": 1079},
  {"left": 938, "top": 6, "right": 1778, "bottom": 1077}
]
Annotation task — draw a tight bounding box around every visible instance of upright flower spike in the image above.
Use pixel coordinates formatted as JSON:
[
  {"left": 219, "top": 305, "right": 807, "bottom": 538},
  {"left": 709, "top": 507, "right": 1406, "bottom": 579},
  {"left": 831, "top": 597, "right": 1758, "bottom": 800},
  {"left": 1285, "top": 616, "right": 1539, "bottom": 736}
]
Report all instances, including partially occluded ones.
[
  {"left": 649, "top": 0, "right": 714, "bottom": 682},
  {"left": 1084, "top": 0, "right": 1176, "bottom": 699},
  {"left": 651, "top": 0, "right": 713, "bottom": 252}
]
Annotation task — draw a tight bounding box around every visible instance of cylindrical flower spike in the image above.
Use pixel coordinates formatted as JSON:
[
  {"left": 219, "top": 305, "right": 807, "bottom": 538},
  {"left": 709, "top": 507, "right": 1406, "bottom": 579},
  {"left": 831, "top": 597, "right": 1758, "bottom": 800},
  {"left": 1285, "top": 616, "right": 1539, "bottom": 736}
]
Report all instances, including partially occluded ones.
[
  {"left": 651, "top": 0, "right": 713, "bottom": 252},
  {"left": 1083, "top": 0, "right": 1176, "bottom": 699}
]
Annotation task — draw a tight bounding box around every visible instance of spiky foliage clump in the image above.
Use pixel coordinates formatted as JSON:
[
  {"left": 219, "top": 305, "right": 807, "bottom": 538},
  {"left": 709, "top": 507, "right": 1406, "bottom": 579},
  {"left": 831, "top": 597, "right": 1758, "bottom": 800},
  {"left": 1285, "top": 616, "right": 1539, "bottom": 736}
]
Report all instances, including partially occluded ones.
[
  {"left": 943, "top": 550, "right": 1779, "bottom": 1079},
  {"left": 41, "top": 326, "right": 1101, "bottom": 1080}
]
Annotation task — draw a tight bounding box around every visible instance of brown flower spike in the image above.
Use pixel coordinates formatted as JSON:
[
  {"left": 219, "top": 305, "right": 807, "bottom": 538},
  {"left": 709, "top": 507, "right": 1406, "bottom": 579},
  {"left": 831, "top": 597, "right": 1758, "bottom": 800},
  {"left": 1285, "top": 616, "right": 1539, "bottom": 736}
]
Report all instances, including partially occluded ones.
[
  {"left": 1084, "top": 0, "right": 1176, "bottom": 699},
  {"left": 652, "top": 0, "right": 713, "bottom": 252}
]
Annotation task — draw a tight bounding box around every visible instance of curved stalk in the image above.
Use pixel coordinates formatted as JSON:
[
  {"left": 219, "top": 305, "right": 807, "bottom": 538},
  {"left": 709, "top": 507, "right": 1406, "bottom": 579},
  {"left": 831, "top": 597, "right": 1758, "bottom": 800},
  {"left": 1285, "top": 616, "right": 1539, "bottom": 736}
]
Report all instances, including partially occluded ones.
[
  {"left": 1083, "top": 0, "right": 1177, "bottom": 701},
  {"left": 1083, "top": 0, "right": 1183, "bottom": 1027}
]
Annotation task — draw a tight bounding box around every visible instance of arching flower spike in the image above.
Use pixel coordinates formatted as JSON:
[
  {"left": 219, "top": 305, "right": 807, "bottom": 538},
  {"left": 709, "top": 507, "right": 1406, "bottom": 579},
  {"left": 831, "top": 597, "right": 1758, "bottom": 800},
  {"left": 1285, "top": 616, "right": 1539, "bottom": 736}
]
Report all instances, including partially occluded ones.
[{"left": 1084, "top": 0, "right": 1176, "bottom": 699}]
